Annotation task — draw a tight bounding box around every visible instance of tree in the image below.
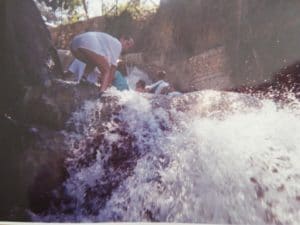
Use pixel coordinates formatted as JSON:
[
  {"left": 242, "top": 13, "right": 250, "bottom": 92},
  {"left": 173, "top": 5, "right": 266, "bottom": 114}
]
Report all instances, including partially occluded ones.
[
  {"left": 35, "top": 0, "right": 88, "bottom": 24},
  {"left": 36, "top": 0, "right": 81, "bottom": 11},
  {"left": 81, "top": 0, "right": 89, "bottom": 19}
]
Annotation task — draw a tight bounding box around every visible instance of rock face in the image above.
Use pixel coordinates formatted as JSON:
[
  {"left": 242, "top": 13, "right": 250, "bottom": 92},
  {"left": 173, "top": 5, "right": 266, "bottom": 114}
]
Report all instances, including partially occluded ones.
[
  {"left": 232, "top": 60, "right": 300, "bottom": 101},
  {"left": 23, "top": 80, "right": 100, "bottom": 129},
  {"left": 28, "top": 94, "right": 140, "bottom": 218},
  {"left": 0, "top": 0, "right": 62, "bottom": 117},
  {"left": 0, "top": 0, "right": 58, "bottom": 219},
  {"left": 144, "top": 0, "right": 300, "bottom": 89},
  {"left": 0, "top": 0, "right": 100, "bottom": 220},
  {"left": 168, "top": 46, "right": 233, "bottom": 92}
]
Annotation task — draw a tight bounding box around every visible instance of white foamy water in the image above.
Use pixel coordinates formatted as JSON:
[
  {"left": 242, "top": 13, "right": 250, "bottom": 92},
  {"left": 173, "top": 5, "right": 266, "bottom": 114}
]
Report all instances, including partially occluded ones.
[{"left": 34, "top": 89, "right": 300, "bottom": 224}]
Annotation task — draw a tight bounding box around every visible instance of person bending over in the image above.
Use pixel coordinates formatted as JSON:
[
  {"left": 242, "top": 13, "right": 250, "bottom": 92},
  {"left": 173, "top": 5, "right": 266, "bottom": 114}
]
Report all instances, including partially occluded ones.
[{"left": 70, "top": 32, "right": 134, "bottom": 93}]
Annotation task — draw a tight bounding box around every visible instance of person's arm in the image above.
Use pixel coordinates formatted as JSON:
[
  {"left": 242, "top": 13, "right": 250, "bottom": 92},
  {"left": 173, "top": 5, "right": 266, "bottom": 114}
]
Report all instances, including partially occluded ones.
[
  {"left": 96, "top": 57, "right": 110, "bottom": 92},
  {"left": 100, "top": 69, "right": 110, "bottom": 92},
  {"left": 100, "top": 63, "right": 111, "bottom": 92},
  {"left": 146, "top": 80, "right": 163, "bottom": 93},
  {"left": 108, "top": 65, "right": 117, "bottom": 88},
  {"left": 108, "top": 44, "right": 121, "bottom": 87}
]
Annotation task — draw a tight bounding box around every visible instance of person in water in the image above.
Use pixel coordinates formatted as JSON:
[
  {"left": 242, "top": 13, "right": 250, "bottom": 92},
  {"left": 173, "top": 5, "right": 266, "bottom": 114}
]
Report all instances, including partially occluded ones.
[
  {"left": 146, "top": 70, "right": 182, "bottom": 96},
  {"left": 135, "top": 79, "right": 147, "bottom": 93},
  {"left": 70, "top": 32, "right": 134, "bottom": 93},
  {"left": 146, "top": 70, "right": 170, "bottom": 94}
]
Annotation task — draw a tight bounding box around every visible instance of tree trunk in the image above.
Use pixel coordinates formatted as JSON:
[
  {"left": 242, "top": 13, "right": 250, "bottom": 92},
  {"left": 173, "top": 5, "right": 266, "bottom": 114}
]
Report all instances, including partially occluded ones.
[{"left": 82, "top": 0, "right": 89, "bottom": 19}]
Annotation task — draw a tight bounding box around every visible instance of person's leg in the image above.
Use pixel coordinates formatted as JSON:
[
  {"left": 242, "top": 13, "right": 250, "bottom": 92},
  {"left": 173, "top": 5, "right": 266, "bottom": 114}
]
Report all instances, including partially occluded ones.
[
  {"left": 71, "top": 48, "right": 87, "bottom": 63},
  {"left": 76, "top": 48, "right": 111, "bottom": 91},
  {"left": 82, "top": 63, "right": 95, "bottom": 81},
  {"left": 70, "top": 49, "right": 95, "bottom": 82}
]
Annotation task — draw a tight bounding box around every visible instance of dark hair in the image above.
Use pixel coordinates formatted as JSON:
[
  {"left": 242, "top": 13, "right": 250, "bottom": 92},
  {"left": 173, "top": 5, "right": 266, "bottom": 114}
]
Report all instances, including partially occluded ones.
[
  {"left": 157, "top": 70, "right": 166, "bottom": 79},
  {"left": 136, "top": 79, "right": 146, "bottom": 88}
]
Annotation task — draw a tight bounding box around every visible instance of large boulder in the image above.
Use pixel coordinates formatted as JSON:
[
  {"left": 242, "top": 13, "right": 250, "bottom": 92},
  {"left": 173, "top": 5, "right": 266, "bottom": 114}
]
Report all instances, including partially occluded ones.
[
  {"left": 141, "top": 0, "right": 300, "bottom": 90},
  {"left": 0, "top": 0, "right": 59, "bottom": 219},
  {"left": 22, "top": 80, "right": 100, "bottom": 129},
  {"left": 0, "top": 0, "right": 62, "bottom": 117},
  {"left": 0, "top": 0, "right": 100, "bottom": 220}
]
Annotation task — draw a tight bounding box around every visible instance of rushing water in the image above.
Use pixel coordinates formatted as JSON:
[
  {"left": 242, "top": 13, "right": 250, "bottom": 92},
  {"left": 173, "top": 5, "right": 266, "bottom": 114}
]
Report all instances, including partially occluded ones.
[{"left": 32, "top": 89, "right": 300, "bottom": 224}]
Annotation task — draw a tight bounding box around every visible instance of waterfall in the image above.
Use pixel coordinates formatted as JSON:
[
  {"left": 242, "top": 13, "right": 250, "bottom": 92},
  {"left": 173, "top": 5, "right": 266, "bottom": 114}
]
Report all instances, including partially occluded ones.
[{"left": 32, "top": 89, "right": 300, "bottom": 224}]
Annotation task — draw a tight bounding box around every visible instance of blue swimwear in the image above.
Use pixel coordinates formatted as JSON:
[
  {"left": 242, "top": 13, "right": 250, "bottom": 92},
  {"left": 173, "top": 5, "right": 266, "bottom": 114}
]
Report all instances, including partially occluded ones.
[{"left": 113, "top": 71, "right": 129, "bottom": 91}]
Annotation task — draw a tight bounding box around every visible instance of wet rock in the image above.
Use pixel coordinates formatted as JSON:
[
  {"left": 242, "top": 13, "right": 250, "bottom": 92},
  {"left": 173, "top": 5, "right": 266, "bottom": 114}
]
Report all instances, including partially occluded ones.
[
  {"left": 22, "top": 79, "right": 100, "bottom": 129},
  {"left": 0, "top": 0, "right": 64, "bottom": 219},
  {"left": 0, "top": 0, "right": 102, "bottom": 214}
]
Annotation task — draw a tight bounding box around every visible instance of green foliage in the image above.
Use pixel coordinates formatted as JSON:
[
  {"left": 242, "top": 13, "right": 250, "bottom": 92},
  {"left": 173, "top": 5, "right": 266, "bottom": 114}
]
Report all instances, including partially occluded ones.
[
  {"left": 103, "top": 1, "right": 158, "bottom": 38},
  {"left": 36, "top": 0, "right": 87, "bottom": 24},
  {"left": 36, "top": 0, "right": 81, "bottom": 11},
  {"left": 68, "top": 12, "right": 82, "bottom": 23},
  {"left": 102, "top": 0, "right": 158, "bottom": 19}
]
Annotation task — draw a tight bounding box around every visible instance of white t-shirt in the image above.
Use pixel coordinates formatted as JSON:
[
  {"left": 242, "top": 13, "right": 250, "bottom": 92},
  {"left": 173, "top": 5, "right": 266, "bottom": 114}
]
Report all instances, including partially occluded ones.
[
  {"left": 71, "top": 32, "right": 122, "bottom": 66},
  {"left": 147, "top": 80, "right": 170, "bottom": 94}
]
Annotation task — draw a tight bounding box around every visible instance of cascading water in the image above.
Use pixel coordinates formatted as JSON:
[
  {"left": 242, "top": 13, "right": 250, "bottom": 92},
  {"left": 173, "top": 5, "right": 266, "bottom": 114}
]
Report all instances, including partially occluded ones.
[{"left": 31, "top": 88, "right": 300, "bottom": 224}]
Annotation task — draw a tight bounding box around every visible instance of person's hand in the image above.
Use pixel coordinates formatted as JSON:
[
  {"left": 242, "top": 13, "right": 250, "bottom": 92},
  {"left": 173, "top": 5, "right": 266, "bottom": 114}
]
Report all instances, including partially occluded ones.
[
  {"left": 79, "top": 76, "right": 89, "bottom": 85},
  {"left": 98, "top": 91, "right": 104, "bottom": 98}
]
